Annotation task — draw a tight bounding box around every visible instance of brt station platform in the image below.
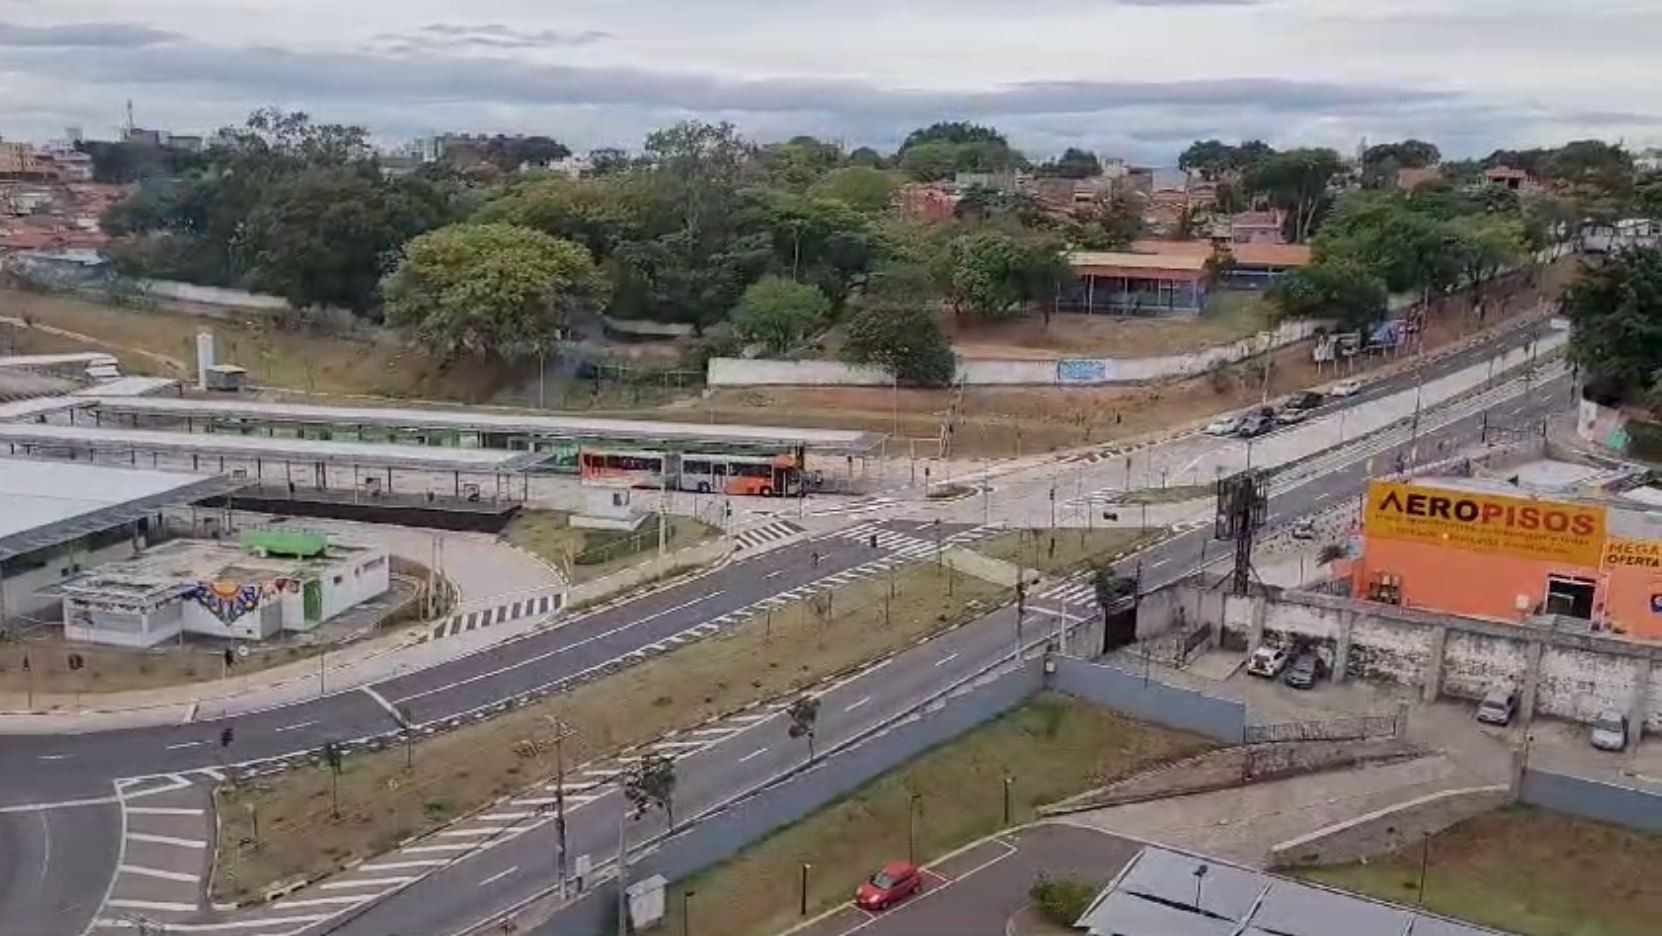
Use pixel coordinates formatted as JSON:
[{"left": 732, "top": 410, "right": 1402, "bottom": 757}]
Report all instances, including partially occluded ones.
[
  {"left": 0, "top": 421, "right": 541, "bottom": 532},
  {"left": 19, "top": 395, "right": 888, "bottom": 490}
]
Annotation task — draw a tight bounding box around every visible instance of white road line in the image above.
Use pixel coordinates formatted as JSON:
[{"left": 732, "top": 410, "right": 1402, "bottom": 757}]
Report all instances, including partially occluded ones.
[
  {"left": 477, "top": 866, "right": 518, "bottom": 888},
  {"left": 120, "top": 915, "right": 331, "bottom": 931},
  {"left": 1148, "top": 556, "right": 1171, "bottom": 569},
  {"left": 126, "top": 832, "right": 206, "bottom": 849},
  {"left": 37, "top": 754, "right": 70, "bottom": 761},
  {"left": 844, "top": 696, "right": 871, "bottom": 713},
  {"left": 319, "top": 875, "right": 418, "bottom": 890},
  {"left": 106, "top": 898, "right": 198, "bottom": 913},
  {"left": 198, "top": 767, "right": 224, "bottom": 782},
  {"left": 764, "top": 568, "right": 787, "bottom": 578},
  {"left": 272, "top": 894, "right": 380, "bottom": 908},
  {"left": 124, "top": 806, "right": 204, "bottom": 817},
  {"left": 478, "top": 811, "right": 538, "bottom": 821},
  {"left": 360, "top": 686, "right": 406, "bottom": 724},
  {"left": 164, "top": 740, "right": 204, "bottom": 750},
  {"left": 934, "top": 652, "right": 960, "bottom": 667},
  {"left": 358, "top": 859, "right": 453, "bottom": 871},
  {"left": 273, "top": 721, "right": 315, "bottom": 733},
  {"left": 118, "top": 864, "right": 200, "bottom": 883},
  {"left": 439, "top": 826, "right": 515, "bottom": 837},
  {"left": 400, "top": 843, "right": 480, "bottom": 854},
  {"left": 737, "top": 747, "right": 770, "bottom": 764}
]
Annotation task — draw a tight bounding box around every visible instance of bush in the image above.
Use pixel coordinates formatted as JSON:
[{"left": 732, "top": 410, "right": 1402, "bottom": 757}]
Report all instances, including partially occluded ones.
[
  {"left": 841, "top": 304, "right": 956, "bottom": 387},
  {"left": 1029, "top": 873, "right": 1096, "bottom": 926}
]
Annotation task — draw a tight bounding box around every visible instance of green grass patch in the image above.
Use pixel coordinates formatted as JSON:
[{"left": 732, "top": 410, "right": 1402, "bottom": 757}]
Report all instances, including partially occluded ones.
[
  {"left": 659, "top": 693, "right": 1210, "bottom": 936},
  {"left": 977, "top": 528, "right": 1153, "bottom": 577},
  {"left": 502, "top": 510, "right": 717, "bottom": 583},
  {"left": 1300, "top": 805, "right": 1662, "bottom": 936}
]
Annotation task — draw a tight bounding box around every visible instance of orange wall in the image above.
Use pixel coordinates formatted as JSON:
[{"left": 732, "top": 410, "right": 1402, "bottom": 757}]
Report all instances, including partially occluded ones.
[
  {"left": 1356, "top": 537, "right": 1599, "bottom": 623},
  {"left": 1601, "top": 562, "right": 1662, "bottom": 640}
]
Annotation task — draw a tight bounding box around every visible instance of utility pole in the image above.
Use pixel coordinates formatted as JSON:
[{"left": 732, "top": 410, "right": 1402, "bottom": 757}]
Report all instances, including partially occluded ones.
[
  {"left": 545, "top": 716, "right": 575, "bottom": 900},
  {"left": 616, "top": 809, "right": 629, "bottom": 936}
]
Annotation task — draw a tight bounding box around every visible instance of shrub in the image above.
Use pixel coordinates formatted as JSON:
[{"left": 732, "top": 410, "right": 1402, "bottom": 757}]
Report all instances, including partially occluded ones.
[{"left": 1029, "top": 873, "right": 1096, "bottom": 926}]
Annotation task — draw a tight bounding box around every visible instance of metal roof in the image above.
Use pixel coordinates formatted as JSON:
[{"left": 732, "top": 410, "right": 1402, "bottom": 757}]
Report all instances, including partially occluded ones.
[
  {"left": 88, "top": 397, "right": 885, "bottom": 455},
  {"left": 1078, "top": 847, "right": 1518, "bottom": 936},
  {"left": 0, "top": 457, "right": 247, "bottom": 562},
  {"left": 0, "top": 423, "right": 540, "bottom": 473}
]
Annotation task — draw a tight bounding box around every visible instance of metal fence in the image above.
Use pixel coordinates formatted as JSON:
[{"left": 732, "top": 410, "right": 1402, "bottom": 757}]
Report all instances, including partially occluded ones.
[{"left": 1243, "top": 712, "right": 1400, "bottom": 745}]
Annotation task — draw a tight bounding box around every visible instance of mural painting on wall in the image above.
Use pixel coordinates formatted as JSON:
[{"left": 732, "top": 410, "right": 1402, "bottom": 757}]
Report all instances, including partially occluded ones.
[{"left": 190, "top": 580, "right": 262, "bottom": 624}]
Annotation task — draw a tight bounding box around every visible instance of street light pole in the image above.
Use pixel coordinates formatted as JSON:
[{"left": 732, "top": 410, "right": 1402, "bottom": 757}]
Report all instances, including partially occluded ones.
[
  {"left": 907, "top": 793, "right": 921, "bottom": 865},
  {"left": 1417, "top": 832, "right": 1431, "bottom": 907}
]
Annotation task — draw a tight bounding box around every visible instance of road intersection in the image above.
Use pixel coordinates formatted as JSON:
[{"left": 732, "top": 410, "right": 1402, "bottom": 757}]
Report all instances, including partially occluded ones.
[{"left": 0, "top": 315, "right": 1576, "bottom": 936}]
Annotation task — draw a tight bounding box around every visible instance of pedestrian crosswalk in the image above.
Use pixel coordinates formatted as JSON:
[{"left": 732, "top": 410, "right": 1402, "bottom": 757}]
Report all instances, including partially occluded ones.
[
  {"left": 805, "top": 496, "right": 897, "bottom": 517},
  {"left": 733, "top": 519, "right": 805, "bottom": 551}
]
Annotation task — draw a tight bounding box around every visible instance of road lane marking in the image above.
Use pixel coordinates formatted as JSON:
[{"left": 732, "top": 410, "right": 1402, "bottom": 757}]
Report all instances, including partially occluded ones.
[
  {"left": 273, "top": 720, "right": 316, "bottom": 733},
  {"left": 125, "top": 807, "right": 205, "bottom": 817},
  {"left": 271, "top": 895, "right": 379, "bottom": 908},
  {"left": 126, "top": 832, "right": 207, "bottom": 848},
  {"left": 118, "top": 864, "right": 200, "bottom": 883},
  {"left": 400, "top": 843, "right": 479, "bottom": 853},
  {"left": 361, "top": 686, "right": 407, "bottom": 725},
  {"left": 764, "top": 568, "right": 787, "bottom": 578},
  {"left": 357, "top": 859, "right": 453, "bottom": 871},
  {"left": 165, "top": 740, "right": 204, "bottom": 750},
  {"left": 102, "top": 915, "right": 333, "bottom": 931},
  {"left": 1148, "top": 556, "right": 1171, "bottom": 569},
  {"left": 393, "top": 591, "right": 726, "bottom": 705},
  {"left": 844, "top": 696, "right": 870, "bottom": 713},
  {"left": 478, "top": 866, "right": 518, "bottom": 888},
  {"left": 737, "top": 747, "right": 770, "bottom": 764},
  {"left": 320, "top": 875, "right": 418, "bottom": 890},
  {"left": 36, "top": 754, "right": 70, "bottom": 761},
  {"left": 106, "top": 898, "right": 199, "bottom": 913},
  {"left": 934, "top": 652, "right": 959, "bottom": 667}
]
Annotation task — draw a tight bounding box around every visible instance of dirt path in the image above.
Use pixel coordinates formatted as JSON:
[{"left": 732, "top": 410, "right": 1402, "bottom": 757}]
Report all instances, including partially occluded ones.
[{"left": 0, "top": 313, "right": 187, "bottom": 373}]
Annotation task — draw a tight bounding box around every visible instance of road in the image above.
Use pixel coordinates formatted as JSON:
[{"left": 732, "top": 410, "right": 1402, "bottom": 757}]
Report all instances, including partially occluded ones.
[{"left": 0, "top": 324, "right": 1572, "bottom": 936}]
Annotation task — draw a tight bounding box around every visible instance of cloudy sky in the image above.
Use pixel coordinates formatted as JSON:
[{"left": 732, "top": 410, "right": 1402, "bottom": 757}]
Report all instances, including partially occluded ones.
[{"left": 1, "top": 0, "right": 1658, "bottom": 163}]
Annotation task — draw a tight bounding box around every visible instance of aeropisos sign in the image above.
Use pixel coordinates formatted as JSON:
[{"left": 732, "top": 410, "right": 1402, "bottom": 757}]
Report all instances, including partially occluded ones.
[{"left": 1365, "top": 480, "right": 1606, "bottom": 566}]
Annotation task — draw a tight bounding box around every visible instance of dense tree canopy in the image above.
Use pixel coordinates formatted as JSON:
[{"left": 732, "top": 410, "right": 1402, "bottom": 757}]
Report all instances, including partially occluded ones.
[
  {"left": 383, "top": 223, "right": 607, "bottom": 358},
  {"left": 729, "top": 276, "right": 831, "bottom": 354},
  {"left": 1178, "top": 139, "right": 1275, "bottom": 180},
  {"left": 1243, "top": 148, "right": 1345, "bottom": 243},
  {"left": 1268, "top": 259, "right": 1388, "bottom": 331},
  {"left": 1036, "top": 148, "right": 1102, "bottom": 179},
  {"left": 842, "top": 304, "right": 956, "bottom": 387},
  {"left": 1564, "top": 247, "right": 1662, "bottom": 405}
]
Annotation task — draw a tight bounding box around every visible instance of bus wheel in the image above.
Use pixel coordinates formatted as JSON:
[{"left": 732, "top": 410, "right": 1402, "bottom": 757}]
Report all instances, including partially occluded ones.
[
  {"left": 698, "top": 482, "right": 711, "bottom": 493},
  {"left": 760, "top": 486, "right": 774, "bottom": 497}
]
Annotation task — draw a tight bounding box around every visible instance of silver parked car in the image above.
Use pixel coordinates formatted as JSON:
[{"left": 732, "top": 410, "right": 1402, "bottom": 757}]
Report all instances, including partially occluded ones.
[
  {"left": 1476, "top": 687, "right": 1517, "bottom": 726},
  {"left": 1590, "top": 710, "right": 1629, "bottom": 751}
]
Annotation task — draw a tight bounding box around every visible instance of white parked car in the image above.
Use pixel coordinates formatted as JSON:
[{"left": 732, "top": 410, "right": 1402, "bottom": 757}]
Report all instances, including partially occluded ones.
[
  {"left": 1205, "top": 415, "right": 1244, "bottom": 437},
  {"left": 1329, "top": 377, "right": 1365, "bottom": 397},
  {"left": 1247, "top": 645, "right": 1290, "bottom": 678},
  {"left": 1590, "top": 710, "right": 1628, "bottom": 751}
]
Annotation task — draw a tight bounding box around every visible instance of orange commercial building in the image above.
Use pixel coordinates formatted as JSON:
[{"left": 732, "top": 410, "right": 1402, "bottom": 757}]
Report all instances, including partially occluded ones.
[{"left": 1353, "top": 479, "right": 1662, "bottom": 642}]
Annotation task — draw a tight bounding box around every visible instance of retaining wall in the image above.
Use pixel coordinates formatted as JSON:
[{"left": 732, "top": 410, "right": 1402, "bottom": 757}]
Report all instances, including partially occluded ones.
[
  {"left": 1518, "top": 769, "right": 1662, "bottom": 832},
  {"left": 1269, "top": 785, "right": 1510, "bottom": 868},
  {"left": 707, "top": 319, "right": 1321, "bottom": 387},
  {"left": 1047, "top": 655, "right": 1247, "bottom": 742}
]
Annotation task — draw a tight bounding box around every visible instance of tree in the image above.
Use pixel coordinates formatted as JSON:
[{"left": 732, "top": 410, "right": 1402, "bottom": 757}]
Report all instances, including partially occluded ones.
[
  {"left": 1564, "top": 247, "right": 1662, "bottom": 403},
  {"left": 1448, "top": 215, "right": 1526, "bottom": 306},
  {"left": 757, "top": 135, "right": 843, "bottom": 189},
  {"left": 1243, "top": 148, "right": 1345, "bottom": 243},
  {"left": 1361, "top": 139, "right": 1443, "bottom": 189},
  {"left": 901, "top": 122, "right": 1008, "bottom": 151},
  {"left": 1092, "top": 565, "right": 1136, "bottom": 615},
  {"left": 809, "top": 167, "right": 900, "bottom": 213},
  {"left": 847, "top": 146, "right": 887, "bottom": 169},
  {"left": 1268, "top": 259, "right": 1388, "bottom": 331},
  {"left": 897, "top": 123, "right": 1023, "bottom": 181},
  {"left": 898, "top": 142, "right": 963, "bottom": 183},
  {"left": 622, "top": 752, "right": 678, "bottom": 830},
  {"left": 383, "top": 223, "right": 607, "bottom": 358},
  {"left": 587, "top": 147, "right": 632, "bottom": 175},
  {"left": 1179, "top": 139, "right": 1235, "bottom": 180},
  {"left": 935, "top": 230, "right": 1029, "bottom": 320},
  {"left": 730, "top": 276, "right": 831, "bottom": 353},
  {"left": 482, "top": 134, "right": 570, "bottom": 172},
  {"left": 759, "top": 193, "right": 879, "bottom": 303},
  {"left": 476, "top": 175, "right": 643, "bottom": 261},
  {"left": 842, "top": 305, "right": 957, "bottom": 387},
  {"left": 1038, "top": 147, "right": 1101, "bottom": 179},
  {"left": 786, "top": 695, "right": 821, "bottom": 761},
  {"left": 1069, "top": 191, "right": 1146, "bottom": 250},
  {"left": 241, "top": 165, "right": 450, "bottom": 312}
]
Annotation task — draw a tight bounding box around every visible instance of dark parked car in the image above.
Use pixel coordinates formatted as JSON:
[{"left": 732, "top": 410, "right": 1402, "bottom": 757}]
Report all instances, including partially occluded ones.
[
  {"left": 1283, "top": 652, "right": 1326, "bottom": 689},
  {"left": 1284, "top": 390, "right": 1326, "bottom": 411},
  {"left": 1237, "top": 412, "right": 1275, "bottom": 438}
]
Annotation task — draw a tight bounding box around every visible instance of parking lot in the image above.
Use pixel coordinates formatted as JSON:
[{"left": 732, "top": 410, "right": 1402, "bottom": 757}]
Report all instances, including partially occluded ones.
[{"left": 784, "top": 824, "right": 1141, "bottom": 936}]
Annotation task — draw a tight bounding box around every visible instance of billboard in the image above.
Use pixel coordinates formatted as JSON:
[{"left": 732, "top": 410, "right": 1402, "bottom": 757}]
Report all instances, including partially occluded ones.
[
  {"left": 1603, "top": 538, "right": 1662, "bottom": 570},
  {"left": 1365, "top": 480, "right": 1606, "bottom": 567}
]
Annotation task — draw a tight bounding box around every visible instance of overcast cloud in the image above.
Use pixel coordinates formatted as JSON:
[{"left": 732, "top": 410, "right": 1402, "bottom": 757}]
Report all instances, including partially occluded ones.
[{"left": 0, "top": 0, "right": 1657, "bottom": 162}]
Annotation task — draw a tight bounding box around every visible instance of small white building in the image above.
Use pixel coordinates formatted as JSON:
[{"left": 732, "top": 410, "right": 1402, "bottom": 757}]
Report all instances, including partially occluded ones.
[{"left": 57, "top": 531, "right": 389, "bottom": 648}]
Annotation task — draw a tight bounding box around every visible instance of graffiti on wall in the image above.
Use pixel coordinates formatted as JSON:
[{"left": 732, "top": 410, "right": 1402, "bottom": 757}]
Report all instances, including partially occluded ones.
[{"left": 188, "top": 577, "right": 301, "bottom": 625}]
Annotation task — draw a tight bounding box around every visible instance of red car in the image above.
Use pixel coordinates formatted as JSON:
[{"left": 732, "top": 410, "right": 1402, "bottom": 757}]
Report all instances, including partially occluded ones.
[{"left": 855, "top": 862, "right": 922, "bottom": 911}]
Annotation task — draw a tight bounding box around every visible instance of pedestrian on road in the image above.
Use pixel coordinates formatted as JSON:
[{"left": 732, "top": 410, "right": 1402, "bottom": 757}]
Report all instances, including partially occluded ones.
[{"left": 812, "top": 550, "right": 820, "bottom": 567}]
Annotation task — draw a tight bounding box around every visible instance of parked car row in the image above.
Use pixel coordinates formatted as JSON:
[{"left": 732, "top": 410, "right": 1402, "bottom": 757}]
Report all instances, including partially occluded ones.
[
  {"left": 1246, "top": 644, "right": 1328, "bottom": 689},
  {"left": 1473, "top": 686, "right": 1631, "bottom": 750},
  {"left": 1204, "top": 389, "right": 1342, "bottom": 440}
]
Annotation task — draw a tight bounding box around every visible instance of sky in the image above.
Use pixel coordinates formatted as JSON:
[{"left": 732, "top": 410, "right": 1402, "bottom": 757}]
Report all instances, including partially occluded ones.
[{"left": 1, "top": 0, "right": 1659, "bottom": 164}]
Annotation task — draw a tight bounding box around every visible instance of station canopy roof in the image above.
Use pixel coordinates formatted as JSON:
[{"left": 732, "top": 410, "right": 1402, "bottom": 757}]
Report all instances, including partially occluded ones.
[{"left": 88, "top": 397, "right": 886, "bottom": 455}]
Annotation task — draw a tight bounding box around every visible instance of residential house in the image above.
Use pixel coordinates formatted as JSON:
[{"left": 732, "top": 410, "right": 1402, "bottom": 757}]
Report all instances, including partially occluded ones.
[
  {"left": 1228, "top": 210, "right": 1285, "bottom": 245},
  {"left": 1395, "top": 166, "right": 1443, "bottom": 191},
  {"left": 1484, "top": 165, "right": 1535, "bottom": 192}
]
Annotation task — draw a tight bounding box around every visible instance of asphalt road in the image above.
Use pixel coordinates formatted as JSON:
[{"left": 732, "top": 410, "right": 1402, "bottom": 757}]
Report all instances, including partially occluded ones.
[
  {"left": 314, "top": 369, "right": 1574, "bottom": 936},
  {"left": 0, "top": 332, "right": 1572, "bottom": 936}
]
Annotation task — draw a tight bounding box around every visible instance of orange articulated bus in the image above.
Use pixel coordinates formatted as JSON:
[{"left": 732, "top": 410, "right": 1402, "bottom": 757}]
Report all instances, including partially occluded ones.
[{"left": 578, "top": 447, "right": 807, "bottom": 497}]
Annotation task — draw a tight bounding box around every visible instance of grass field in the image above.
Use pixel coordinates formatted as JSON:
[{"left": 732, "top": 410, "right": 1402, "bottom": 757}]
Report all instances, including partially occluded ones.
[
  {"left": 1114, "top": 484, "right": 1212, "bottom": 505},
  {"left": 213, "top": 559, "right": 1008, "bottom": 902},
  {"left": 658, "top": 694, "right": 1211, "bottom": 936},
  {"left": 977, "top": 528, "right": 1153, "bottom": 577},
  {"left": 502, "top": 510, "right": 717, "bottom": 583},
  {"left": 1300, "top": 806, "right": 1662, "bottom": 936}
]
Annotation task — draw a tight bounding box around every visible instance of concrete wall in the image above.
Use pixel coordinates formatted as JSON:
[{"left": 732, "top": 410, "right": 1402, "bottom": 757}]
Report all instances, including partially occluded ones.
[
  {"left": 137, "top": 279, "right": 291, "bottom": 311},
  {"left": 1205, "top": 585, "right": 1662, "bottom": 733},
  {"left": 707, "top": 319, "right": 1321, "bottom": 387},
  {"left": 1047, "top": 655, "right": 1247, "bottom": 742},
  {"left": 316, "top": 548, "right": 392, "bottom": 622},
  {"left": 530, "top": 659, "right": 1047, "bottom": 936},
  {"left": 1519, "top": 769, "right": 1662, "bottom": 832},
  {"left": 4, "top": 532, "right": 145, "bottom": 624},
  {"left": 1269, "top": 785, "right": 1511, "bottom": 868}
]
